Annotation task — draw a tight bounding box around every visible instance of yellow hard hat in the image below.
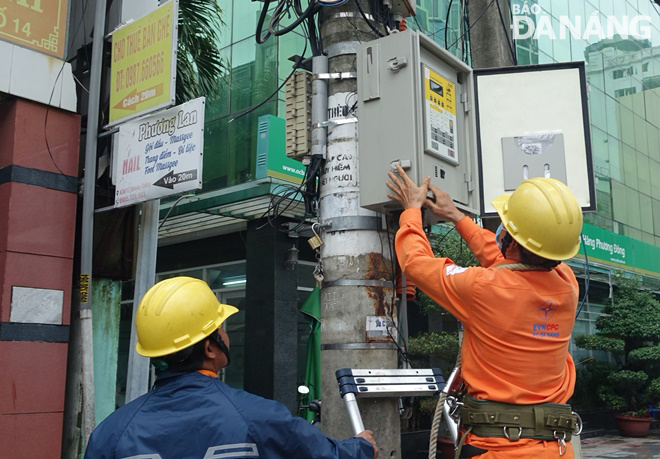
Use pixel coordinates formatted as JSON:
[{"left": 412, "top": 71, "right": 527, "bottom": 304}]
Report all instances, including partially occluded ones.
[
  {"left": 135, "top": 276, "right": 238, "bottom": 358},
  {"left": 491, "top": 178, "right": 583, "bottom": 261}
]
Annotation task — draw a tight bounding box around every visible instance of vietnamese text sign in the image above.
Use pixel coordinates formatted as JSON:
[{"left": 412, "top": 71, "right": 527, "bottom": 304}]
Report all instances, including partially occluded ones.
[
  {"left": 577, "top": 223, "right": 660, "bottom": 277},
  {"left": 114, "top": 97, "right": 204, "bottom": 208},
  {"left": 109, "top": 0, "right": 177, "bottom": 126},
  {"left": 0, "top": 0, "right": 69, "bottom": 58}
]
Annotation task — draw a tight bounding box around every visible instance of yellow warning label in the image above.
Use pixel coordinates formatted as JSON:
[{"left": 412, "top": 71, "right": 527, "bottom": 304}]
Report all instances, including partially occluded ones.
[{"left": 424, "top": 68, "right": 456, "bottom": 116}]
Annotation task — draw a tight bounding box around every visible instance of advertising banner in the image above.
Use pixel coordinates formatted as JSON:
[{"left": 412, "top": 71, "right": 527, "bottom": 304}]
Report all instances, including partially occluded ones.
[
  {"left": 0, "top": 0, "right": 69, "bottom": 58},
  {"left": 109, "top": 0, "right": 177, "bottom": 126},
  {"left": 577, "top": 223, "right": 660, "bottom": 277},
  {"left": 114, "top": 97, "right": 204, "bottom": 208}
]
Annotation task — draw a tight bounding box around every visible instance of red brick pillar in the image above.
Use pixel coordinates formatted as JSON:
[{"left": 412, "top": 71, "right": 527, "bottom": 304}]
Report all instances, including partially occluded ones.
[{"left": 0, "top": 99, "right": 80, "bottom": 458}]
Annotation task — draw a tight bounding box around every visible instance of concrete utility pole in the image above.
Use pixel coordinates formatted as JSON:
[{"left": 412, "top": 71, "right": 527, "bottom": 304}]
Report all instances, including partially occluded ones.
[
  {"left": 468, "top": 0, "right": 515, "bottom": 69},
  {"left": 318, "top": 2, "right": 401, "bottom": 457}
]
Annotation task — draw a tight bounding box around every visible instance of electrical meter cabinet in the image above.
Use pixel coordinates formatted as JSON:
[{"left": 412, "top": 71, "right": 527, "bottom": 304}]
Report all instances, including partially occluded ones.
[
  {"left": 357, "top": 30, "right": 480, "bottom": 221},
  {"left": 357, "top": 31, "right": 595, "bottom": 220}
]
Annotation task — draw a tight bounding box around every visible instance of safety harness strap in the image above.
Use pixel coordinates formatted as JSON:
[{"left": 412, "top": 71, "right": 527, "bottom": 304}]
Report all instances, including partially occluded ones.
[{"left": 460, "top": 396, "right": 576, "bottom": 442}]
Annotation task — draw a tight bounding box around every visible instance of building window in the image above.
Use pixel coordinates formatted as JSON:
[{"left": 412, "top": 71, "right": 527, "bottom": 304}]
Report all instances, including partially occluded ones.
[
  {"left": 642, "top": 62, "right": 649, "bottom": 72},
  {"left": 613, "top": 67, "right": 635, "bottom": 79},
  {"left": 614, "top": 87, "right": 637, "bottom": 97}
]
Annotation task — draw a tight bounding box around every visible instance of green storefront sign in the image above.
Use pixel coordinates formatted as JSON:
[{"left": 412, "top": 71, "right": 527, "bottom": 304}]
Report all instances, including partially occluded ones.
[
  {"left": 576, "top": 223, "right": 660, "bottom": 277},
  {"left": 256, "top": 115, "right": 306, "bottom": 184}
]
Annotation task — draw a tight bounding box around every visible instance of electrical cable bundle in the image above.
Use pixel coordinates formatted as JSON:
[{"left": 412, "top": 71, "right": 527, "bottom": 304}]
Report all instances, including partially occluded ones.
[{"left": 251, "top": 0, "right": 395, "bottom": 229}]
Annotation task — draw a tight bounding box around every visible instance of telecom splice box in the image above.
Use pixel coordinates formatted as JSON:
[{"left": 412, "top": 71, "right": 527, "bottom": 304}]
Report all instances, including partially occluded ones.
[{"left": 357, "top": 30, "right": 595, "bottom": 221}]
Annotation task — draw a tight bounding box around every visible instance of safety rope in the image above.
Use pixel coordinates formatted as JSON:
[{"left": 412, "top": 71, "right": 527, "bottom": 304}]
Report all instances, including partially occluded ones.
[
  {"left": 428, "top": 389, "right": 449, "bottom": 459},
  {"left": 429, "top": 354, "right": 461, "bottom": 459}
]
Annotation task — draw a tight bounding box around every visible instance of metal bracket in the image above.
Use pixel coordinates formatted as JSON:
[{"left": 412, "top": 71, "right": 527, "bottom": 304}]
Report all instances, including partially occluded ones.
[
  {"left": 323, "top": 279, "right": 393, "bottom": 288},
  {"left": 322, "top": 216, "right": 382, "bottom": 233},
  {"left": 461, "top": 92, "right": 471, "bottom": 112},
  {"left": 98, "top": 127, "right": 119, "bottom": 139},
  {"left": 464, "top": 172, "right": 474, "bottom": 192},
  {"left": 313, "top": 117, "right": 358, "bottom": 129},
  {"left": 315, "top": 72, "right": 358, "bottom": 80},
  {"left": 326, "top": 41, "right": 359, "bottom": 58},
  {"left": 330, "top": 12, "right": 376, "bottom": 21}
]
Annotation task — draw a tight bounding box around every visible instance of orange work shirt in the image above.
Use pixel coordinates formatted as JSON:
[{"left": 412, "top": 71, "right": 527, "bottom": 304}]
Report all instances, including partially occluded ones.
[{"left": 396, "top": 209, "right": 578, "bottom": 453}]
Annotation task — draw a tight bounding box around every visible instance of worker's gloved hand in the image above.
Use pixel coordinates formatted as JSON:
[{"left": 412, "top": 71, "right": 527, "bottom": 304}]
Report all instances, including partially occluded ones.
[
  {"left": 425, "top": 184, "right": 465, "bottom": 224},
  {"left": 355, "top": 430, "right": 379, "bottom": 459}
]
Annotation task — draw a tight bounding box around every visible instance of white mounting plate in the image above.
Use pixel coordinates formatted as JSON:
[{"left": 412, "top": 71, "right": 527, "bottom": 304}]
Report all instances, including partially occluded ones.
[{"left": 475, "top": 62, "right": 595, "bottom": 216}]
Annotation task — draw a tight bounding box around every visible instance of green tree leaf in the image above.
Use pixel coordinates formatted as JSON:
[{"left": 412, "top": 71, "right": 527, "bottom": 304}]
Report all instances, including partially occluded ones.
[
  {"left": 176, "top": 0, "right": 228, "bottom": 104},
  {"left": 574, "top": 334, "right": 624, "bottom": 353},
  {"left": 628, "top": 346, "right": 660, "bottom": 364}
]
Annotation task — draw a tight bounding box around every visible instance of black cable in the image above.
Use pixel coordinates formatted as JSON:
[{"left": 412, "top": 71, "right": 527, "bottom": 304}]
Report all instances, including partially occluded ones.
[
  {"left": 576, "top": 233, "right": 590, "bottom": 318},
  {"left": 447, "top": 0, "right": 495, "bottom": 50},
  {"left": 158, "top": 194, "right": 197, "bottom": 230},
  {"left": 257, "top": 153, "right": 322, "bottom": 233},
  {"left": 43, "top": 0, "right": 92, "bottom": 188},
  {"left": 384, "top": 216, "right": 412, "bottom": 366},
  {"left": 494, "top": 0, "right": 518, "bottom": 65},
  {"left": 316, "top": 12, "right": 324, "bottom": 54},
  {"left": 369, "top": 0, "right": 391, "bottom": 34},
  {"left": 444, "top": 0, "right": 455, "bottom": 49},
  {"left": 256, "top": 184, "right": 303, "bottom": 230},
  {"left": 412, "top": 15, "right": 424, "bottom": 33},
  {"left": 256, "top": 0, "right": 273, "bottom": 44},
  {"left": 356, "top": 0, "right": 385, "bottom": 37},
  {"left": 462, "top": 0, "right": 470, "bottom": 62},
  {"left": 294, "top": 0, "right": 304, "bottom": 15},
  {"left": 432, "top": 225, "right": 456, "bottom": 252},
  {"left": 269, "top": 0, "right": 318, "bottom": 37},
  {"left": 230, "top": 38, "right": 308, "bottom": 122},
  {"left": 301, "top": 155, "right": 323, "bottom": 215},
  {"left": 306, "top": 12, "right": 321, "bottom": 56}
]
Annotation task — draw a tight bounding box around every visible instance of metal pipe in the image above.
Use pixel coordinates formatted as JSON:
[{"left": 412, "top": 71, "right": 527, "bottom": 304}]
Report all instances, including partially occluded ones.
[
  {"left": 311, "top": 55, "right": 328, "bottom": 159},
  {"left": 78, "top": 0, "right": 108, "bottom": 443},
  {"left": 343, "top": 393, "right": 366, "bottom": 435},
  {"left": 125, "top": 200, "right": 160, "bottom": 402},
  {"left": 400, "top": 272, "right": 409, "bottom": 369},
  {"left": 441, "top": 366, "right": 461, "bottom": 444}
]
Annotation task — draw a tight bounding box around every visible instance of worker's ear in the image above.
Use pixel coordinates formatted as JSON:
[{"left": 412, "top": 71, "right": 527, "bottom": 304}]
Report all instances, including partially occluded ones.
[{"left": 203, "top": 338, "right": 216, "bottom": 360}]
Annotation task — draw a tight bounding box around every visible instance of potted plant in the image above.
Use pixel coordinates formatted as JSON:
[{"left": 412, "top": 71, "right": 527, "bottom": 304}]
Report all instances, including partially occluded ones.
[{"left": 575, "top": 275, "right": 660, "bottom": 436}]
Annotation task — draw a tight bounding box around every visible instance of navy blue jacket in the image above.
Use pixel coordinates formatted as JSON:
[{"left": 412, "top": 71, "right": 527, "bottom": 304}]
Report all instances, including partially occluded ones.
[{"left": 85, "top": 371, "right": 373, "bottom": 459}]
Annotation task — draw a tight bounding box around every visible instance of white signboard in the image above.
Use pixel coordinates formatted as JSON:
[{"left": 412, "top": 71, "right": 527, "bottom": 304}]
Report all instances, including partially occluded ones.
[{"left": 114, "top": 97, "right": 205, "bottom": 208}]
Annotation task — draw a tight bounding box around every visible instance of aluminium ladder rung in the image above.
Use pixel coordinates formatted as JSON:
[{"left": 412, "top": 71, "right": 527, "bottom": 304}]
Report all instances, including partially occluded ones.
[{"left": 335, "top": 368, "right": 445, "bottom": 434}]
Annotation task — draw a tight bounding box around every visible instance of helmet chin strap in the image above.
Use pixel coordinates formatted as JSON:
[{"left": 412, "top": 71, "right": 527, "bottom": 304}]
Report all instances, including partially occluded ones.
[
  {"left": 214, "top": 333, "right": 231, "bottom": 367},
  {"left": 500, "top": 233, "right": 513, "bottom": 259}
]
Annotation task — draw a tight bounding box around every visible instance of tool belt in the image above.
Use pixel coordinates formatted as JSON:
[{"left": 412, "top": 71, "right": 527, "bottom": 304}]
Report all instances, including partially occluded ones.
[{"left": 460, "top": 396, "right": 579, "bottom": 442}]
